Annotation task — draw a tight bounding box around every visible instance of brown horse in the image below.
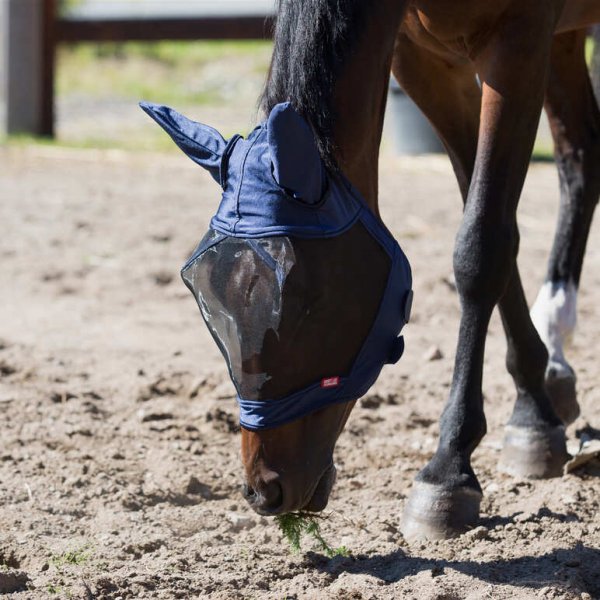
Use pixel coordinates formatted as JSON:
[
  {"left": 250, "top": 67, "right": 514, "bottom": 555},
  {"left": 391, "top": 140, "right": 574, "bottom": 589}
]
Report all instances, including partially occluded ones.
[{"left": 233, "top": 0, "right": 600, "bottom": 538}]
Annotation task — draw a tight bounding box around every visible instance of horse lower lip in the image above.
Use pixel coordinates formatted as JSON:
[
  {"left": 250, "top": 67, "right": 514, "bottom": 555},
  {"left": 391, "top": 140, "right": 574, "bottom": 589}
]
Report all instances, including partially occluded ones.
[{"left": 302, "top": 464, "right": 336, "bottom": 512}]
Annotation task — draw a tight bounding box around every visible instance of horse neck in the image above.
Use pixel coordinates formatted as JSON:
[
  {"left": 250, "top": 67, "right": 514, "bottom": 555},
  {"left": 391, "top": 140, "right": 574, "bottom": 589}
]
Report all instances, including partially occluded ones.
[
  {"left": 263, "top": 0, "right": 406, "bottom": 214},
  {"left": 333, "top": 2, "right": 406, "bottom": 213}
]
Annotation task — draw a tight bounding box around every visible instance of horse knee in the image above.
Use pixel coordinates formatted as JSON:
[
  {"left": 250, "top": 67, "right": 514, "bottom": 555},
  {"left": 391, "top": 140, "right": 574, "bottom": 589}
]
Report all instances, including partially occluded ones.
[{"left": 453, "top": 219, "right": 517, "bottom": 308}]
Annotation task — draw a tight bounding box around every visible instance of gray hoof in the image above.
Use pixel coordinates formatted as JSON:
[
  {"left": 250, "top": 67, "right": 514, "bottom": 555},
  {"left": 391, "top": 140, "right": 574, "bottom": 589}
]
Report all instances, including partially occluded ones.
[
  {"left": 545, "top": 368, "right": 579, "bottom": 426},
  {"left": 401, "top": 481, "right": 482, "bottom": 541},
  {"left": 498, "top": 424, "right": 569, "bottom": 479}
]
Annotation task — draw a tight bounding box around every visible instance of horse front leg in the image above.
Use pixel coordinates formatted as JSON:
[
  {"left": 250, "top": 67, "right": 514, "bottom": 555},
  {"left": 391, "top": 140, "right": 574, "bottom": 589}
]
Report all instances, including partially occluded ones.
[
  {"left": 401, "top": 3, "right": 567, "bottom": 540},
  {"left": 529, "top": 30, "right": 600, "bottom": 425}
]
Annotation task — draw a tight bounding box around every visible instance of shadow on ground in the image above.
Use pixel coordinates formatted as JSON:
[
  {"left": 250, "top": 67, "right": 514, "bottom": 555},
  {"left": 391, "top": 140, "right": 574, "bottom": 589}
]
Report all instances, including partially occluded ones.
[{"left": 309, "top": 543, "right": 600, "bottom": 595}]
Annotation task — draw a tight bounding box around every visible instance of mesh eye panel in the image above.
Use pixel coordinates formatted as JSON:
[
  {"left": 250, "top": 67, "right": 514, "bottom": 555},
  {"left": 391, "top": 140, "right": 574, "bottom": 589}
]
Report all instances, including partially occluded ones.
[
  {"left": 183, "top": 233, "right": 295, "bottom": 399},
  {"left": 182, "top": 223, "right": 390, "bottom": 401}
]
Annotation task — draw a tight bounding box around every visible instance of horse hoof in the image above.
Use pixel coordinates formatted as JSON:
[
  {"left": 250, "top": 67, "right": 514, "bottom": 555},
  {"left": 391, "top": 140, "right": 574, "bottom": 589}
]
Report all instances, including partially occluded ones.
[
  {"left": 498, "top": 424, "right": 569, "bottom": 479},
  {"left": 545, "top": 368, "right": 579, "bottom": 426},
  {"left": 401, "top": 481, "right": 482, "bottom": 540}
]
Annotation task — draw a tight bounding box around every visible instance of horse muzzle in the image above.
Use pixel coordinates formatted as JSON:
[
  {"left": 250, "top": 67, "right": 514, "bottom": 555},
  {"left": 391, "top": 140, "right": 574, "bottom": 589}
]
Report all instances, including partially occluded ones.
[{"left": 242, "top": 463, "right": 337, "bottom": 516}]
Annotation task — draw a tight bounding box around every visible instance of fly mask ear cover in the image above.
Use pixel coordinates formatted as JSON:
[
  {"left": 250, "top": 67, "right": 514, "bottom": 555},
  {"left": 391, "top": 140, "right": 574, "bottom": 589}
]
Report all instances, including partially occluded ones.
[{"left": 140, "top": 101, "right": 413, "bottom": 430}]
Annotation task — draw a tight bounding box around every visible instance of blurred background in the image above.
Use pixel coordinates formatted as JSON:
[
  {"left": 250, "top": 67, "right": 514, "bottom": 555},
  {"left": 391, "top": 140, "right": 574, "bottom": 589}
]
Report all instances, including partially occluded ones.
[
  {"left": 1, "top": 0, "right": 599, "bottom": 157},
  {"left": 2, "top": 0, "right": 275, "bottom": 150}
]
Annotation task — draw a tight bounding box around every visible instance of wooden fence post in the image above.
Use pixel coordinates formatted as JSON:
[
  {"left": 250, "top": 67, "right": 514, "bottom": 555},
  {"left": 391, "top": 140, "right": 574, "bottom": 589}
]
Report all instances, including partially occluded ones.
[{"left": 0, "top": 0, "right": 55, "bottom": 137}]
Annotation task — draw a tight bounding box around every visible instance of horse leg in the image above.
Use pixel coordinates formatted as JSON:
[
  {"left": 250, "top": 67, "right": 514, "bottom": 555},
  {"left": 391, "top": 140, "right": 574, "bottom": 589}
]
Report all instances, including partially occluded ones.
[
  {"left": 391, "top": 40, "right": 484, "bottom": 539},
  {"left": 529, "top": 30, "right": 600, "bottom": 425},
  {"left": 391, "top": 35, "right": 480, "bottom": 200},
  {"left": 393, "top": 34, "right": 570, "bottom": 483},
  {"left": 398, "top": 6, "right": 568, "bottom": 539},
  {"left": 496, "top": 263, "right": 569, "bottom": 478}
]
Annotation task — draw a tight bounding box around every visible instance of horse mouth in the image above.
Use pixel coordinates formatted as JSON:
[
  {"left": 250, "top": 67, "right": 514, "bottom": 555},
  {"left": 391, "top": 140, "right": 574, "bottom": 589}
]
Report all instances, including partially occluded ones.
[{"left": 301, "top": 463, "right": 337, "bottom": 512}]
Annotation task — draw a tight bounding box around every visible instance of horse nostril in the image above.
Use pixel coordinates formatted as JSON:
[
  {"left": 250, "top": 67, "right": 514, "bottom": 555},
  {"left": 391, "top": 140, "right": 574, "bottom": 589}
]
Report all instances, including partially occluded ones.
[
  {"left": 242, "top": 483, "right": 256, "bottom": 501},
  {"left": 262, "top": 480, "right": 283, "bottom": 511},
  {"left": 242, "top": 479, "right": 284, "bottom": 513}
]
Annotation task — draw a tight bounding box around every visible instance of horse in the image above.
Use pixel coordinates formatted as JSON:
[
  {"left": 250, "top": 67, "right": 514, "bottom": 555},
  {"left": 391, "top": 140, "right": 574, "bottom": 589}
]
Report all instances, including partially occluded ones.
[
  {"left": 225, "top": 0, "right": 600, "bottom": 539},
  {"left": 145, "top": 0, "right": 599, "bottom": 539}
]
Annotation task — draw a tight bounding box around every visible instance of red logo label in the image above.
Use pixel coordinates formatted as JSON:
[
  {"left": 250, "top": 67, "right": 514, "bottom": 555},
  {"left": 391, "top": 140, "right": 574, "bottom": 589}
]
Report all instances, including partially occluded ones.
[{"left": 321, "top": 377, "right": 340, "bottom": 389}]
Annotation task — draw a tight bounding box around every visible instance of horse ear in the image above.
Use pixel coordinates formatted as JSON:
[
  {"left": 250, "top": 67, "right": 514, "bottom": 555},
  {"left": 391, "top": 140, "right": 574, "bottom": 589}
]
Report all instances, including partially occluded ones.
[
  {"left": 267, "top": 102, "right": 325, "bottom": 204},
  {"left": 140, "top": 102, "right": 225, "bottom": 183}
]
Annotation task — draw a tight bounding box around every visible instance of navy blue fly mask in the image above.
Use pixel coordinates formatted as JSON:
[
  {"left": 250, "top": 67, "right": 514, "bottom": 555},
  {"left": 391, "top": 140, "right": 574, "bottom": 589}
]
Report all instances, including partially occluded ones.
[{"left": 141, "top": 101, "right": 413, "bottom": 430}]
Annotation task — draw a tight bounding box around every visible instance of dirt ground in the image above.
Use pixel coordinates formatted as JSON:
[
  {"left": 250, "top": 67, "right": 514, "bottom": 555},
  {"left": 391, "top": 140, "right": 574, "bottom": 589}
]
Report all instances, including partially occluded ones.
[{"left": 1, "top": 144, "right": 599, "bottom": 599}]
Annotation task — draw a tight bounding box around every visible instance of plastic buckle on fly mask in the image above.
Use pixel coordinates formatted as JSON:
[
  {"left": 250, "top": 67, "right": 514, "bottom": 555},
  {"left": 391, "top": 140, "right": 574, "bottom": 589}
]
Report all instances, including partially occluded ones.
[
  {"left": 387, "top": 289, "right": 413, "bottom": 364},
  {"left": 387, "top": 336, "right": 405, "bottom": 364},
  {"left": 404, "top": 289, "right": 414, "bottom": 323}
]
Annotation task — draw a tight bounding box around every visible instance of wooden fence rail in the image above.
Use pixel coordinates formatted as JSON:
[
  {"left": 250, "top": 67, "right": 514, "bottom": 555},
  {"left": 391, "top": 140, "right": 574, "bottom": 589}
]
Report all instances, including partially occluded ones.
[
  {"left": 55, "top": 15, "right": 272, "bottom": 42},
  {"left": 1, "top": 0, "right": 273, "bottom": 137}
]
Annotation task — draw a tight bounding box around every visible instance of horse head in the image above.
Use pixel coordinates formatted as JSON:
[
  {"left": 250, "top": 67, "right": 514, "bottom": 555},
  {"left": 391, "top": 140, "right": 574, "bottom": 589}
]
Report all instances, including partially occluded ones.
[{"left": 141, "top": 101, "right": 412, "bottom": 515}]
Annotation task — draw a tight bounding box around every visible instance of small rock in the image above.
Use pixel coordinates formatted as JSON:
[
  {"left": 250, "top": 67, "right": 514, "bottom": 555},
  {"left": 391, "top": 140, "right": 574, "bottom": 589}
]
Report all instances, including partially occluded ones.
[
  {"left": 189, "top": 377, "right": 208, "bottom": 399},
  {"left": 485, "top": 482, "right": 500, "bottom": 494},
  {"left": 49, "top": 391, "right": 77, "bottom": 403},
  {"left": 564, "top": 559, "right": 580, "bottom": 568},
  {"left": 465, "top": 526, "right": 489, "bottom": 541},
  {"left": 206, "top": 409, "right": 240, "bottom": 434},
  {"left": 360, "top": 395, "right": 382, "bottom": 409},
  {"left": 260, "top": 531, "right": 272, "bottom": 544},
  {"left": 561, "top": 494, "right": 577, "bottom": 505},
  {"left": 515, "top": 512, "right": 534, "bottom": 523},
  {"left": 431, "top": 565, "right": 444, "bottom": 577},
  {"left": 442, "top": 274, "right": 456, "bottom": 291},
  {"left": 190, "top": 442, "right": 204, "bottom": 456},
  {"left": 226, "top": 512, "right": 255, "bottom": 532},
  {"left": 0, "top": 361, "right": 17, "bottom": 377},
  {"left": 152, "top": 271, "right": 174, "bottom": 286},
  {"left": 137, "top": 377, "right": 180, "bottom": 402},
  {"left": 150, "top": 232, "right": 172, "bottom": 243},
  {"left": 140, "top": 411, "right": 174, "bottom": 423},
  {"left": 423, "top": 346, "right": 443, "bottom": 361},
  {"left": 123, "top": 539, "right": 164, "bottom": 559}
]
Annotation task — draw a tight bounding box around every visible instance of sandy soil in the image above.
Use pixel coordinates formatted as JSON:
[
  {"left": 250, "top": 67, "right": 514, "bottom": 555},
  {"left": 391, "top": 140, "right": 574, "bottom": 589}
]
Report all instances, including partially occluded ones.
[{"left": 1, "top": 145, "right": 599, "bottom": 599}]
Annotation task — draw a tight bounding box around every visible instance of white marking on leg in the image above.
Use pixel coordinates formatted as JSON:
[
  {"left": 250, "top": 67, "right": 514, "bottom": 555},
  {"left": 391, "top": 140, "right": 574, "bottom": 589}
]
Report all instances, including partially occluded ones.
[{"left": 530, "top": 280, "right": 577, "bottom": 378}]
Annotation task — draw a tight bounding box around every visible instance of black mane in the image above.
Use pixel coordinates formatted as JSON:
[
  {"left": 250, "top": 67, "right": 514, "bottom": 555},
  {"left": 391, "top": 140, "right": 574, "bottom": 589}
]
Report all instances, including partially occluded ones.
[{"left": 261, "top": 0, "right": 372, "bottom": 170}]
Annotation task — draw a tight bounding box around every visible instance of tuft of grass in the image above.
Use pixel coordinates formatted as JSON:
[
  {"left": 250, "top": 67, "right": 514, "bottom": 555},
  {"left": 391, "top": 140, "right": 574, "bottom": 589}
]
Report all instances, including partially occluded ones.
[
  {"left": 44, "top": 544, "right": 96, "bottom": 598},
  {"left": 46, "top": 584, "right": 62, "bottom": 596},
  {"left": 276, "top": 513, "right": 349, "bottom": 558},
  {"left": 1, "top": 131, "right": 183, "bottom": 153},
  {"left": 50, "top": 545, "right": 92, "bottom": 568}
]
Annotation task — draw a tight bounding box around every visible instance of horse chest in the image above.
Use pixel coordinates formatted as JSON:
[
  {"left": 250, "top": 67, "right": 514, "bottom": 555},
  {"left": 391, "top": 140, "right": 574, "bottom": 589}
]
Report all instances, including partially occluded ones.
[{"left": 402, "top": 0, "right": 512, "bottom": 60}]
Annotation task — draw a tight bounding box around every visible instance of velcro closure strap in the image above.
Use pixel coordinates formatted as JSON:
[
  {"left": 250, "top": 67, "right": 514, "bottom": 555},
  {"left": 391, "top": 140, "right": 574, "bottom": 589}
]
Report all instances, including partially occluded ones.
[{"left": 404, "top": 289, "right": 414, "bottom": 324}]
